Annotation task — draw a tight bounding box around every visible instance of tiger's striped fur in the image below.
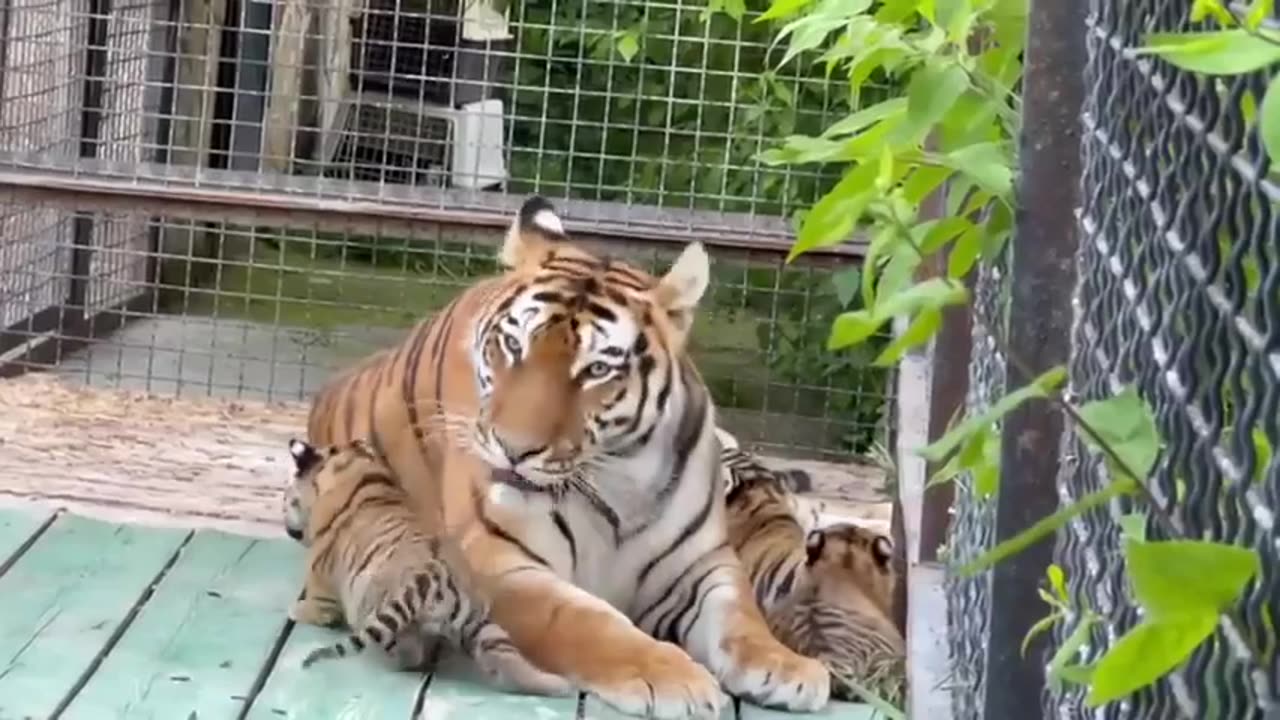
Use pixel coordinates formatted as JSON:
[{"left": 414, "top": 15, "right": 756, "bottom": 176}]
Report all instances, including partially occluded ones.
[
  {"left": 302, "top": 196, "right": 828, "bottom": 719},
  {"left": 722, "top": 459, "right": 905, "bottom": 705},
  {"left": 282, "top": 438, "right": 572, "bottom": 697}
]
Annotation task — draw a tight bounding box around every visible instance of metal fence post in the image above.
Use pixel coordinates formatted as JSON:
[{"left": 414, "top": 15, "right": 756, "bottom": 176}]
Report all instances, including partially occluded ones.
[{"left": 979, "top": 0, "right": 1086, "bottom": 715}]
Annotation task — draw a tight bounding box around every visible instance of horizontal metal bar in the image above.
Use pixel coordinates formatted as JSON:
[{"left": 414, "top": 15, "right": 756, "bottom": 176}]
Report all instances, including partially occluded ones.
[{"left": 0, "top": 160, "right": 868, "bottom": 261}]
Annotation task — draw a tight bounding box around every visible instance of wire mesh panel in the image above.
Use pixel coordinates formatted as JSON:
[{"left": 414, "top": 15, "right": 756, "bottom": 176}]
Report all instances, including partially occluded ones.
[
  {"left": 0, "top": 196, "right": 890, "bottom": 461},
  {"left": 1043, "top": 1, "right": 1280, "bottom": 718},
  {"left": 944, "top": 249, "right": 1009, "bottom": 720},
  {"left": 0, "top": 0, "right": 856, "bottom": 248}
]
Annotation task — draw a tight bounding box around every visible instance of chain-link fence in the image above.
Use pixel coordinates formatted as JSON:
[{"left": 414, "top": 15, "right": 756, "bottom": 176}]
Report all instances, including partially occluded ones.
[
  {"left": 0, "top": 0, "right": 892, "bottom": 462},
  {"left": 942, "top": 1, "right": 1280, "bottom": 718}
]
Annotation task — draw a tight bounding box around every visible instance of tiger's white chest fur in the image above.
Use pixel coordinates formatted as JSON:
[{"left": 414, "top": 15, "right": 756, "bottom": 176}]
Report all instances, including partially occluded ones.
[{"left": 487, "top": 422, "right": 726, "bottom": 613}]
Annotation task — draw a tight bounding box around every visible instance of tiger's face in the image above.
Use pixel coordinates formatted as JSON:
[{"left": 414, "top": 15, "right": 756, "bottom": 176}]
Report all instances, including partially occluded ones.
[
  {"left": 283, "top": 438, "right": 379, "bottom": 545},
  {"left": 468, "top": 197, "right": 709, "bottom": 493},
  {"left": 804, "top": 522, "right": 897, "bottom": 614}
]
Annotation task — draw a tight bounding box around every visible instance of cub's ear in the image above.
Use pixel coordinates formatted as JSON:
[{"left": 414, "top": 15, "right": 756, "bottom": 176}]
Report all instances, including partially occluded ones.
[
  {"left": 804, "top": 529, "right": 826, "bottom": 566},
  {"left": 289, "top": 438, "right": 321, "bottom": 473},
  {"left": 500, "top": 195, "right": 567, "bottom": 269},
  {"left": 653, "top": 241, "right": 710, "bottom": 341},
  {"left": 872, "top": 535, "right": 894, "bottom": 569}
]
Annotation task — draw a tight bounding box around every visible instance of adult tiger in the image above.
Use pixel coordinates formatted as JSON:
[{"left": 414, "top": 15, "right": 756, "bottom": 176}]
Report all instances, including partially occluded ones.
[{"left": 306, "top": 196, "right": 829, "bottom": 719}]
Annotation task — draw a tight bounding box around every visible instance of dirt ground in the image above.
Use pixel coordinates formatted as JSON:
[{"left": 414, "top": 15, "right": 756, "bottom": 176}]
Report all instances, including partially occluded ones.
[{"left": 0, "top": 372, "right": 892, "bottom": 538}]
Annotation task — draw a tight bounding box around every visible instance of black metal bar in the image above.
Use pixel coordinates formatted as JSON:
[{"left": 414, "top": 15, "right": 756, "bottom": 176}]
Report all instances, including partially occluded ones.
[
  {"left": 0, "top": 306, "right": 64, "bottom": 357},
  {"left": 228, "top": 0, "right": 272, "bottom": 171},
  {"left": 145, "top": 0, "right": 184, "bottom": 296},
  {"left": 69, "top": 0, "right": 111, "bottom": 314},
  {"left": 0, "top": 295, "right": 155, "bottom": 379},
  {"left": 979, "top": 0, "right": 1086, "bottom": 715}
]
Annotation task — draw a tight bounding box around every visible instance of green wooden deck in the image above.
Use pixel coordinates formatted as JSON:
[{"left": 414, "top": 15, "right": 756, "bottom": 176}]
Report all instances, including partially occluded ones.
[{"left": 0, "top": 508, "right": 879, "bottom": 720}]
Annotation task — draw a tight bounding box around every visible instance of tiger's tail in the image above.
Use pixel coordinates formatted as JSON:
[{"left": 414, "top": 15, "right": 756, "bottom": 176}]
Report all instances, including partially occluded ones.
[{"left": 301, "top": 569, "right": 436, "bottom": 669}]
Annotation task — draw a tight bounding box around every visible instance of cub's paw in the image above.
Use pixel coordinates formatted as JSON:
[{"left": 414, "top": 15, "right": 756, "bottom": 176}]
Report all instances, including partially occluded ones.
[
  {"left": 590, "top": 641, "right": 726, "bottom": 720},
  {"left": 721, "top": 643, "right": 829, "bottom": 712}
]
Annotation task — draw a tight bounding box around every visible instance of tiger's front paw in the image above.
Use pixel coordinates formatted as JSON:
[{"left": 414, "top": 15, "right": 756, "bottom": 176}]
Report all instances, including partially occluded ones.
[
  {"left": 589, "top": 641, "right": 726, "bottom": 720},
  {"left": 720, "top": 640, "right": 829, "bottom": 712}
]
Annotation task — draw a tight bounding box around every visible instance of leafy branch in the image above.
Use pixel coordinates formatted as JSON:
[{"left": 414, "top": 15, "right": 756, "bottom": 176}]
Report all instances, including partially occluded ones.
[{"left": 760, "top": 0, "right": 1272, "bottom": 711}]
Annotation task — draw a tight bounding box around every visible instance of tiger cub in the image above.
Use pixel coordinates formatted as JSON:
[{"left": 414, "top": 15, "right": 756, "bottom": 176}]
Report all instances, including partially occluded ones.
[
  {"left": 282, "top": 438, "right": 573, "bottom": 697},
  {"left": 771, "top": 524, "right": 905, "bottom": 705},
  {"left": 719, "top": 433, "right": 905, "bottom": 705},
  {"left": 716, "top": 426, "right": 827, "bottom": 536}
]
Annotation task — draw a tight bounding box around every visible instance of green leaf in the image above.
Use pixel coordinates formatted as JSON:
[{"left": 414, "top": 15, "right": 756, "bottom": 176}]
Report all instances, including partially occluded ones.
[
  {"left": 916, "top": 216, "right": 974, "bottom": 254},
  {"left": 973, "top": 432, "right": 1000, "bottom": 498},
  {"left": 1045, "top": 612, "right": 1097, "bottom": 687},
  {"left": 947, "top": 225, "right": 983, "bottom": 278},
  {"left": 900, "top": 164, "right": 954, "bottom": 204},
  {"left": 918, "top": 365, "right": 1067, "bottom": 463},
  {"left": 822, "top": 98, "right": 908, "bottom": 139},
  {"left": 1075, "top": 386, "right": 1161, "bottom": 481},
  {"left": 1252, "top": 427, "right": 1273, "bottom": 483},
  {"left": 957, "top": 476, "right": 1137, "bottom": 577},
  {"left": 828, "top": 278, "right": 967, "bottom": 350},
  {"left": 862, "top": 225, "right": 902, "bottom": 309},
  {"left": 1190, "top": 0, "right": 1235, "bottom": 25},
  {"left": 1118, "top": 512, "right": 1147, "bottom": 543},
  {"left": 1260, "top": 73, "right": 1280, "bottom": 164},
  {"left": 1127, "top": 539, "right": 1260, "bottom": 618},
  {"left": 876, "top": 144, "right": 895, "bottom": 191},
  {"left": 934, "top": 0, "right": 973, "bottom": 41},
  {"left": 614, "top": 32, "right": 640, "bottom": 62},
  {"left": 895, "top": 61, "right": 970, "bottom": 145},
  {"left": 1086, "top": 614, "right": 1218, "bottom": 707},
  {"left": 1135, "top": 30, "right": 1280, "bottom": 76},
  {"left": 757, "top": 0, "right": 816, "bottom": 22},
  {"left": 1246, "top": 0, "right": 1275, "bottom": 30},
  {"left": 831, "top": 268, "right": 861, "bottom": 309},
  {"left": 941, "top": 142, "right": 1014, "bottom": 197},
  {"left": 874, "top": 308, "right": 942, "bottom": 366},
  {"left": 1056, "top": 663, "right": 1096, "bottom": 687},
  {"left": 1021, "top": 611, "right": 1062, "bottom": 658},
  {"left": 1048, "top": 563, "right": 1068, "bottom": 604},
  {"left": 876, "top": 242, "right": 923, "bottom": 306},
  {"left": 789, "top": 163, "right": 879, "bottom": 261}
]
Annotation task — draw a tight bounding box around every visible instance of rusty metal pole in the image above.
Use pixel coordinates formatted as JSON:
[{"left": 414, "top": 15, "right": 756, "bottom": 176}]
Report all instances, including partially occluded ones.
[{"left": 979, "top": 0, "right": 1086, "bottom": 716}]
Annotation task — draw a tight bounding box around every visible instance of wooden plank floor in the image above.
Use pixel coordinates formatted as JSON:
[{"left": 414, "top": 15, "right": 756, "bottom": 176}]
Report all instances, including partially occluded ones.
[{"left": 0, "top": 508, "right": 879, "bottom": 720}]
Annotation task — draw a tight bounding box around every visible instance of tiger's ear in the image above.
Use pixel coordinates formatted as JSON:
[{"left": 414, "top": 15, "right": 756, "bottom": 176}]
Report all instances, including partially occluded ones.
[
  {"left": 500, "top": 196, "right": 566, "bottom": 269},
  {"left": 654, "top": 242, "right": 710, "bottom": 338}
]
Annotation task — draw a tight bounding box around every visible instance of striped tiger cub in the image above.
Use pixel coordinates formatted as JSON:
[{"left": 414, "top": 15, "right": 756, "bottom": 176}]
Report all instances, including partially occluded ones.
[
  {"left": 716, "top": 426, "right": 828, "bottom": 536},
  {"left": 282, "top": 438, "right": 572, "bottom": 697},
  {"left": 718, "top": 431, "right": 905, "bottom": 704}
]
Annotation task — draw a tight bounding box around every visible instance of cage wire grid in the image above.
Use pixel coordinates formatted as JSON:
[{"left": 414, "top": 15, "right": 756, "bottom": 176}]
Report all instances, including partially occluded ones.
[
  {"left": 0, "top": 0, "right": 865, "bottom": 245},
  {"left": 0, "top": 202, "right": 892, "bottom": 461},
  {"left": 1036, "top": 1, "right": 1280, "bottom": 718},
  {"left": 0, "top": 0, "right": 895, "bottom": 462}
]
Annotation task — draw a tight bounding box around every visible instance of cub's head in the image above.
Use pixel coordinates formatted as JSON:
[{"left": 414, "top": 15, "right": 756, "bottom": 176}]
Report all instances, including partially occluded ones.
[
  {"left": 804, "top": 522, "right": 897, "bottom": 615},
  {"left": 469, "top": 196, "right": 711, "bottom": 493},
  {"left": 282, "top": 438, "right": 385, "bottom": 545}
]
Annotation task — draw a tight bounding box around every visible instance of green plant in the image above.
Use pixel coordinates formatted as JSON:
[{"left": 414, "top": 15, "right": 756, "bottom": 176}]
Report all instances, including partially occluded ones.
[
  {"left": 762, "top": 0, "right": 1275, "bottom": 712},
  {"left": 1132, "top": 0, "right": 1280, "bottom": 164},
  {"left": 506, "top": 0, "right": 879, "bottom": 216}
]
